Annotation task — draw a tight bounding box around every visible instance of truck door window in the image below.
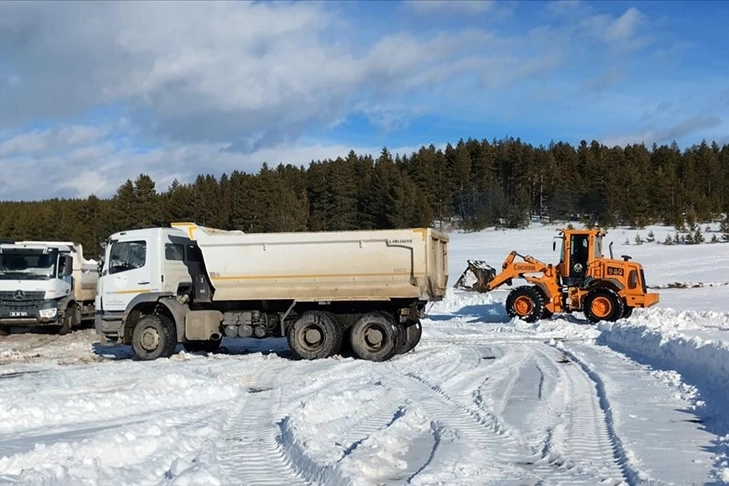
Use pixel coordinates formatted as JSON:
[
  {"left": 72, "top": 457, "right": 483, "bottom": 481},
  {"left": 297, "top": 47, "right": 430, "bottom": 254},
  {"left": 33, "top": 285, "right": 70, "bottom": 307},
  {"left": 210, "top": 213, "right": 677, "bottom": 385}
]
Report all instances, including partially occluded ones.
[
  {"left": 108, "top": 241, "right": 147, "bottom": 274},
  {"left": 165, "top": 244, "right": 185, "bottom": 261}
]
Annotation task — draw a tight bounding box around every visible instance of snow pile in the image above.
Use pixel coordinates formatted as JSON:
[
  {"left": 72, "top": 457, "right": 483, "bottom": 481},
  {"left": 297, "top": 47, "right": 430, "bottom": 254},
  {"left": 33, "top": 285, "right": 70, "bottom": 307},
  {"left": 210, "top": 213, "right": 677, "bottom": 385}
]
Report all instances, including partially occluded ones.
[{"left": 598, "top": 307, "right": 729, "bottom": 405}]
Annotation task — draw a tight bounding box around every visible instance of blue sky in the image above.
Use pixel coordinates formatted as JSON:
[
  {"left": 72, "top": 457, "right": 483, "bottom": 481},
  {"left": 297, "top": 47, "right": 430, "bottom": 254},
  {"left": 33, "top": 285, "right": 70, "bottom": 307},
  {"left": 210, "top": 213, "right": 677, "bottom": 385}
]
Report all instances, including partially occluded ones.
[{"left": 0, "top": 0, "right": 727, "bottom": 201}]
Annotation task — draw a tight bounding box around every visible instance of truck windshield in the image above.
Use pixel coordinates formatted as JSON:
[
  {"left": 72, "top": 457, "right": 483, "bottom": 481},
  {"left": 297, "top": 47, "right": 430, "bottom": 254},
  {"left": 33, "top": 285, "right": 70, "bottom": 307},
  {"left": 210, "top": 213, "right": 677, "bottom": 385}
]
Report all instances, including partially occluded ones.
[{"left": 0, "top": 250, "right": 58, "bottom": 280}]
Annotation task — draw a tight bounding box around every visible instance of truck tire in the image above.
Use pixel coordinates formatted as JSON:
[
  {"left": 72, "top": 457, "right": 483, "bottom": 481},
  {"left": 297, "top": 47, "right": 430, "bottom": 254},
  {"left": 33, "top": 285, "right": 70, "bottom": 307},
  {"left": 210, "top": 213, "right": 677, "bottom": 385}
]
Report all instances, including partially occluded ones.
[
  {"left": 505, "top": 286, "right": 544, "bottom": 323},
  {"left": 287, "top": 311, "right": 342, "bottom": 360},
  {"left": 398, "top": 319, "right": 422, "bottom": 355},
  {"left": 58, "top": 304, "right": 78, "bottom": 336},
  {"left": 183, "top": 338, "right": 222, "bottom": 354},
  {"left": 583, "top": 288, "right": 624, "bottom": 323},
  {"left": 350, "top": 312, "right": 399, "bottom": 362},
  {"left": 132, "top": 314, "right": 178, "bottom": 360},
  {"left": 0, "top": 325, "right": 9, "bottom": 337}
]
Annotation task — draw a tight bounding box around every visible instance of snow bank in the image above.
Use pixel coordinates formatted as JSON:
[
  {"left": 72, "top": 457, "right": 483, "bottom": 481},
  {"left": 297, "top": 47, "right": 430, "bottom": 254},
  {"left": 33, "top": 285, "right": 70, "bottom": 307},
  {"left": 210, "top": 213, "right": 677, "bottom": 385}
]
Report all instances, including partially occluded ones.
[{"left": 598, "top": 307, "right": 729, "bottom": 405}]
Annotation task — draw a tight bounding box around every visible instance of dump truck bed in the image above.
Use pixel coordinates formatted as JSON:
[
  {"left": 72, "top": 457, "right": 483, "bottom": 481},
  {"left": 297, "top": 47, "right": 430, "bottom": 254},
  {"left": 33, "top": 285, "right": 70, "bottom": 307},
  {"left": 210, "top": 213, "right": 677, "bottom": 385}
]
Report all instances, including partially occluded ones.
[{"left": 173, "top": 224, "right": 449, "bottom": 302}]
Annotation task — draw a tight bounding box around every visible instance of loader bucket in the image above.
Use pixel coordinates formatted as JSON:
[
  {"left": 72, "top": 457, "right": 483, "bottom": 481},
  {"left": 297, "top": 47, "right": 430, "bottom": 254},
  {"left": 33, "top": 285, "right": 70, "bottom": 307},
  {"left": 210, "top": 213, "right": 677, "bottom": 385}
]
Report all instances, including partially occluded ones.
[{"left": 453, "top": 260, "right": 497, "bottom": 293}]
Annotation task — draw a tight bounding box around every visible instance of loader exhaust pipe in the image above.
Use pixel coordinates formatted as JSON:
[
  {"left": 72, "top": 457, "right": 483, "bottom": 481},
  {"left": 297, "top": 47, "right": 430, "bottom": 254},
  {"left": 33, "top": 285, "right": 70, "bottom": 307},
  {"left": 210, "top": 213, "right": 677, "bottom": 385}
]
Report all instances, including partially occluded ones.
[{"left": 453, "top": 260, "right": 497, "bottom": 293}]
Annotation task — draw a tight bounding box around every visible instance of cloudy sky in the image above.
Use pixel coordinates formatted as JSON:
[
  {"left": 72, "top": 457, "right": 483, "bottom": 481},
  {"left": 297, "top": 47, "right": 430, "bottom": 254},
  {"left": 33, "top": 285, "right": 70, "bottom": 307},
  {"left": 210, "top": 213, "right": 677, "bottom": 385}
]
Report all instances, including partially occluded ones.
[{"left": 1, "top": 0, "right": 727, "bottom": 201}]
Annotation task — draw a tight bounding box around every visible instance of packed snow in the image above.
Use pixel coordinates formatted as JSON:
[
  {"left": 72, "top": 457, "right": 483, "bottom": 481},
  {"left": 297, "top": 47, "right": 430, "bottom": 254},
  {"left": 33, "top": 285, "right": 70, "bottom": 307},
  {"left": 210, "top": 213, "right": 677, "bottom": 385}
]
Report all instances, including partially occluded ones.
[{"left": 1, "top": 223, "right": 729, "bottom": 485}]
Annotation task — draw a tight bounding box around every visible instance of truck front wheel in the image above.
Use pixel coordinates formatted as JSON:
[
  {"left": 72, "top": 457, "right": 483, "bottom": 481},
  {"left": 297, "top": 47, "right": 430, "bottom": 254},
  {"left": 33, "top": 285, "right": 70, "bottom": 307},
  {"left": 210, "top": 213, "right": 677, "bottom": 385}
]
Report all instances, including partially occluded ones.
[
  {"left": 288, "top": 311, "right": 342, "bottom": 360},
  {"left": 350, "top": 312, "right": 399, "bottom": 362},
  {"left": 132, "top": 315, "right": 178, "bottom": 360}
]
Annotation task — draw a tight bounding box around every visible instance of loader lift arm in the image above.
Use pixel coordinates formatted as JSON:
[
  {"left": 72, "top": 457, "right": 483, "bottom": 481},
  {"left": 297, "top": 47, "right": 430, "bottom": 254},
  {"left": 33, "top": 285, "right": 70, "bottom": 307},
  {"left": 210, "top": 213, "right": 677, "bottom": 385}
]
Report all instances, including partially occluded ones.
[{"left": 454, "top": 251, "right": 556, "bottom": 293}]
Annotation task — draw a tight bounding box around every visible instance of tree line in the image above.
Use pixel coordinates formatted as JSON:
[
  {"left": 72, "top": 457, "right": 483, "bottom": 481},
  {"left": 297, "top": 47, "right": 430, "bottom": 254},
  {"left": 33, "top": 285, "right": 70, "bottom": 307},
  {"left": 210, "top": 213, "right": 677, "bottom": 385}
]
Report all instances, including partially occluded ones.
[{"left": 1, "top": 137, "right": 728, "bottom": 258}]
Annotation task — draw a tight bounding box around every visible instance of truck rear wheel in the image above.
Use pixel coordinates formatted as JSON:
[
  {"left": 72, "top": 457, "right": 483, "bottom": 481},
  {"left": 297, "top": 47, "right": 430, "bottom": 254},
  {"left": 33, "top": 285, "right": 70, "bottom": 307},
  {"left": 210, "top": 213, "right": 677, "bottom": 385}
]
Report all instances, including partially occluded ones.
[
  {"left": 398, "top": 319, "right": 422, "bottom": 355},
  {"left": 584, "top": 288, "right": 624, "bottom": 323},
  {"left": 183, "top": 338, "right": 221, "bottom": 354},
  {"left": 132, "top": 315, "right": 178, "bottom": 360},
  {"left": 288, "top": 311, "right": 342, "bottom": 360},
  {"left": 350, "top": 312, "right": 399, "bottom": 362},
  {"left": 505, "top": 286, "right": 545, "bottom": 323}
]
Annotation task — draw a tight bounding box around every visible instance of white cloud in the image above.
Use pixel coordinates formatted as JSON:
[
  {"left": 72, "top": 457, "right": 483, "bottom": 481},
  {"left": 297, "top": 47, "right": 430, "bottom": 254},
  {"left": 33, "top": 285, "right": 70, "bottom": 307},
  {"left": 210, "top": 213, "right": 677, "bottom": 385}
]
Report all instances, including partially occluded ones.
[
  {"left": 605, "top": 7, "right": 644, "bottom": 43},
  {"left": 406, "top": 1, "right": 495, "bottom": 15},
  {"left": 0, "top": 122, "right": 443, "bottom": 200}
]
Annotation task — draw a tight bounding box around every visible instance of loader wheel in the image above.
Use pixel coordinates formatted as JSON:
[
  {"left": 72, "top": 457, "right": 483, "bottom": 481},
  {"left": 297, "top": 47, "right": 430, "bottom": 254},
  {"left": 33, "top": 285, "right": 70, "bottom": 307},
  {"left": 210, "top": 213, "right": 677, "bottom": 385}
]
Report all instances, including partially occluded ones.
[
  {"left": 506, "top": 286, "right": 545, "bottom": 323},
  {"left": 132, "top": 314, "right": 178, "bottom": 360},
  {"left": 622, "top": 306, "right": 633, "bottom": 319},
  {"left": 584, "top": 288, "right": 624, "bottom": 323},
  {"left": 183, "top": 338, "right": 222, "bottom": 354},
  {"left": 288, "top": 311, "right": 342, "bottom": 360},
  {"left": 0, "top": 325, "right": 9, "bottom": 337},
  {"left": 397, "top": 319, "right": 422, "bottom": 355},
  {"left": 350, "top": 312, "right": 399, "bottom": 362}
]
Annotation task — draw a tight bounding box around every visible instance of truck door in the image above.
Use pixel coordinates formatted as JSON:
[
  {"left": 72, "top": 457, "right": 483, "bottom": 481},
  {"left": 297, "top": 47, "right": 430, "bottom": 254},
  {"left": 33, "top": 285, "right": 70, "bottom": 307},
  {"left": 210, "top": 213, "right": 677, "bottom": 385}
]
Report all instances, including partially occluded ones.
[{"left": 100, "top": 238, "right": 155, "bottom": 312}]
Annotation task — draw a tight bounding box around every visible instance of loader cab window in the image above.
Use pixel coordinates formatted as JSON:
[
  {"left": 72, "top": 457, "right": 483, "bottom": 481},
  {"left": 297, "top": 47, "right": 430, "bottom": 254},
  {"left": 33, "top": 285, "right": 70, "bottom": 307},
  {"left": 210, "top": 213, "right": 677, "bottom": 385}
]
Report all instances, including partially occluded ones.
[
  {"left": 569, "top": 234, "right": 589, "bottom": 278},
  {"left": 108, "top": 240, "right": 146, "bottom": 274}
]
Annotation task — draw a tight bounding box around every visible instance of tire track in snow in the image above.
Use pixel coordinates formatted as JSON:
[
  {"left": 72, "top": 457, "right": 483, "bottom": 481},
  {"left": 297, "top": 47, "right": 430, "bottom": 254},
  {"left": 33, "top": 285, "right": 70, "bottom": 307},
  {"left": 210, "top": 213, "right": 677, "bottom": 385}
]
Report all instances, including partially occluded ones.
[
  {"left": 524, "top": 343, "right": 630, "bottom": 485},
  {"left": 388, "top": 365, "right": 538, "bottom": 483},
  {"left": 552, "top": 343, "right": 662, "bottom": 485},
  {"left": 212, "top": 365, "right": 343, "bottom": 486}
]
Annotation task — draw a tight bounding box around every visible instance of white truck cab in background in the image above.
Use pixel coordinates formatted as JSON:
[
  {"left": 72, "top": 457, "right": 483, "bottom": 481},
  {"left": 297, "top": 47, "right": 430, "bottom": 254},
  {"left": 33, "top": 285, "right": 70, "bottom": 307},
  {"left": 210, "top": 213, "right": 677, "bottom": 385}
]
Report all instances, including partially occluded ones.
[{"left": 0, "top": 240, "right": 98, "bottom": 336}]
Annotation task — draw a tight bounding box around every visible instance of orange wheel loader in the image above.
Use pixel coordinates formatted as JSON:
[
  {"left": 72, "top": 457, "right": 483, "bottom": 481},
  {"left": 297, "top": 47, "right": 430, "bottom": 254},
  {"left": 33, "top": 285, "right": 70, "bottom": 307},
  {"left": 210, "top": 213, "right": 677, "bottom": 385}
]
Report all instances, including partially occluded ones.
[{"left": 453, "top": 228, "right": 660, "bottom": 323}]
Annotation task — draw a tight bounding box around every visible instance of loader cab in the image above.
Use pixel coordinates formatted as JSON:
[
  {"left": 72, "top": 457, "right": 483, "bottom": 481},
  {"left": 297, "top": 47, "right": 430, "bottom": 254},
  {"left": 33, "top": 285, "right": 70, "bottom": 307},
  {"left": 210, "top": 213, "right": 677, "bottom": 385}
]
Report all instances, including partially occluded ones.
[{"left": 557, "top": 229, "right": 605, "bottom": 287}]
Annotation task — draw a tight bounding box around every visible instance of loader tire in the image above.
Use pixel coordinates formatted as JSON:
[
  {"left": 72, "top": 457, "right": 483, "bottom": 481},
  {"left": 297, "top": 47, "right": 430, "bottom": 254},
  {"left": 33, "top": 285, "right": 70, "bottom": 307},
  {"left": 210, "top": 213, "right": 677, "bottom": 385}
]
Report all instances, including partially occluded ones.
[
  {"left": 350, "top": 312, "right": 399, "bottom": 362},
  {"left": 288, "top": 311, "right": 342, "bottom": 360},
  {"left": 506, "top": 286, "right": 545, "bottom": 323},
  {"left": 132, "top": 314, "right": 178, "bottom": 360},
  {"left": 183, "top": 338, "right": 222, "bottom": 354},
  {"left": 0, "top": 325, "right": 9, "bottom": 336},
  {"left": 398, "top": 319, "right": 422, "bottom": 355},
  {"left": 584, "top": 288, "right": 624, "bottom": 323},
  {"left": 622, "top": 306, "right": 633, "bottom": 319}
]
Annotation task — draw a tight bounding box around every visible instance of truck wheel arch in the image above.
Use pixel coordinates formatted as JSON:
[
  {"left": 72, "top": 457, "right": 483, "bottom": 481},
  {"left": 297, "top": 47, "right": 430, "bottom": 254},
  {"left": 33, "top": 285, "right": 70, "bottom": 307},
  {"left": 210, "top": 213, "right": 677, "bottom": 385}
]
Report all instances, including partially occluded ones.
[{"left": 123, "top": 293, "right": 188, "bottom": 344}]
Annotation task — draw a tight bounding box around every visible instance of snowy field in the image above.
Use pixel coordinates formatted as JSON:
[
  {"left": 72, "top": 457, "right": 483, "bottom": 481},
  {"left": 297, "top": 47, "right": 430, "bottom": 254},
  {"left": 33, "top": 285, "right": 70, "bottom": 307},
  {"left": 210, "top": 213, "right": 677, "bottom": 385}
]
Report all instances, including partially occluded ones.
[{"left": 2, "top": 223, "right": 729, "bottom": 485}]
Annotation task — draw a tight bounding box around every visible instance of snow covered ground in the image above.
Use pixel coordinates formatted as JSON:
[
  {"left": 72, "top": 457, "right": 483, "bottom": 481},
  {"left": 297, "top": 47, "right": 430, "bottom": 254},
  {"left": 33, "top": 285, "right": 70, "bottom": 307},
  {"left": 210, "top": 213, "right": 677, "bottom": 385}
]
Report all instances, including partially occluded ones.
[{"left": 1, "top": 223, "right": 729, "bottom": 485}]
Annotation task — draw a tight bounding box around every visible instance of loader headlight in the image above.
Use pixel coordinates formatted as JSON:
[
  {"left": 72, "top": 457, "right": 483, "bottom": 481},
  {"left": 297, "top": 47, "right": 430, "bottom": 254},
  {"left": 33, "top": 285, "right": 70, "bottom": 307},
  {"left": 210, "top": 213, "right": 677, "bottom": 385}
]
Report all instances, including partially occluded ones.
[{"left": 39, "top": 307, "right": 58, "bottom": 319}]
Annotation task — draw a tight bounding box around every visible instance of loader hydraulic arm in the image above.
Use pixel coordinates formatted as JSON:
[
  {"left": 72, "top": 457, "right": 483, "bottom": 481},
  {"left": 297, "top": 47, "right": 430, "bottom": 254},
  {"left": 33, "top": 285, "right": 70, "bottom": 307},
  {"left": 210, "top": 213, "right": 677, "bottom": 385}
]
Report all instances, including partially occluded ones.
[
  {"left": 485, "top": 251, "right": 551, "bottom": 291},
  {"left": 454, "top": 251, "right": 555, "bottom": 293}
]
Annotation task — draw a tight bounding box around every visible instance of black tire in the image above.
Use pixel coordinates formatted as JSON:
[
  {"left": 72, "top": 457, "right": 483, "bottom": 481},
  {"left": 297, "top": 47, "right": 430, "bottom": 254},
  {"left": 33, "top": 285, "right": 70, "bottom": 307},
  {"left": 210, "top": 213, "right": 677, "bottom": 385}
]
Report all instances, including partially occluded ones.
[
  {"left": 505, "top": 286, "right": 545, "bottom": 323},
  {"left": 183, "top": 338, "right": 221, "bottom": 354},
  {"left": 583, "top": 288, "right": 624, "bottom": 323},
  {"left": 132, "top": 314, "right": 178, "bottom": 360},
  {"left": 398, "top": 319, "right": 422, "bottom": 355},
  {"left": 58, "top": 304, "right": 78, "bottom": 336},
  {"left": 0, "top": 325, "right": 9, "bottom": 337},
  {"left": 622, "top": 305, "right": 633, "bottom": 319},
  {"left": 541, "top": 308, "right": 554, "bottom": 319},
  {"left": 350, "top": 312, "right": 399, "bottom": 362},
  {"left": 287, "top": 311, "right": 342, "bottom": 360}
]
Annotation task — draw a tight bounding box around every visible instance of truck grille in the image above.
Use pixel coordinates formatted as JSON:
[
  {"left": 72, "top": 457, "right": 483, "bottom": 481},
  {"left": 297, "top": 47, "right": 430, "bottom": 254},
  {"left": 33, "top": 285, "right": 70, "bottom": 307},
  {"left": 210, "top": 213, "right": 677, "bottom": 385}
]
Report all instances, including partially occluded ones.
[{"left": 0, "top": 291, "right": 46, "bottom": 309}]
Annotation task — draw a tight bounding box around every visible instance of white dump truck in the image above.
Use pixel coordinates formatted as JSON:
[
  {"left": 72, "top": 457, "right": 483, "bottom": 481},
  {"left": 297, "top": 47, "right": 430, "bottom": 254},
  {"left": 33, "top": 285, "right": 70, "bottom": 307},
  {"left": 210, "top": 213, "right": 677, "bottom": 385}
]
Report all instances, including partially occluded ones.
[
  {"left": 0, "top": 240, "right": 98, "bottom": 336},
  {"left": 95, "top": 223, "right": 449, "bottom": 361}
]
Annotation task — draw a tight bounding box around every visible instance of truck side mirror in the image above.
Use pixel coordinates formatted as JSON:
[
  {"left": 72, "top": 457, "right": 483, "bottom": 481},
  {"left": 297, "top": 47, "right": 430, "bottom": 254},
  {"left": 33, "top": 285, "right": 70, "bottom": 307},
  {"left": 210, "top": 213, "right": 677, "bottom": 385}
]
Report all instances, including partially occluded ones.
[{"left": 60, "top": 255, "right": 74, "bottom": 277}]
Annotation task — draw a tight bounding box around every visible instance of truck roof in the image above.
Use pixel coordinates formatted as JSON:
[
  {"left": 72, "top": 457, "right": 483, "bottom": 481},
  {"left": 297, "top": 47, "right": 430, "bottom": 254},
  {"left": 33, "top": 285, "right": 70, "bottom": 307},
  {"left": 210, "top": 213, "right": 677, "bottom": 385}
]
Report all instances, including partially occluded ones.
[{"left": 0, "top": 241, "right": 79, "bottom": 253}]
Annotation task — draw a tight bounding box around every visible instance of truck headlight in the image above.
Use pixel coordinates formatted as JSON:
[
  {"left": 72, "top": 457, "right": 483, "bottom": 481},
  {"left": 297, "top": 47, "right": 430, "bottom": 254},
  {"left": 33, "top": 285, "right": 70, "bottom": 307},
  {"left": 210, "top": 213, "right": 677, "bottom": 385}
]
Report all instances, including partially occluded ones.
[{"left": 39, "top": 308, "right": 58, "bottom": 319}]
